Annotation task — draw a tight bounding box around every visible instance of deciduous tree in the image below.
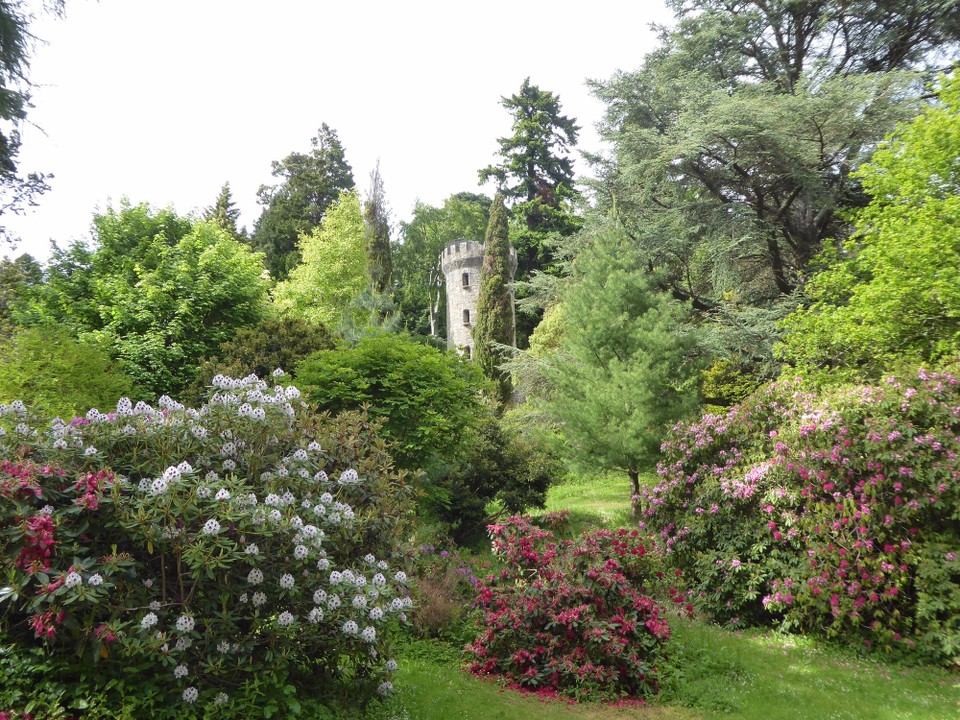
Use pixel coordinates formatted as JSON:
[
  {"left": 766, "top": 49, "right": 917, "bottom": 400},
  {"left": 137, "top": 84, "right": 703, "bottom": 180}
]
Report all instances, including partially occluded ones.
[
  {"left": 778, "top": 73, "right": 960, "bottom": 381},
  {"left": 271, "top": 190, "right": 368, "bottom": 330}
]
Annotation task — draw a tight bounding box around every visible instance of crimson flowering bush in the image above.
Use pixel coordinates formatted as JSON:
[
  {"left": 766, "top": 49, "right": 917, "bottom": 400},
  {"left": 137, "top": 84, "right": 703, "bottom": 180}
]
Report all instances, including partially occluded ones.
[
  {"left": 644, "top": 369, "right": 960, "bottom": 664},
  {"left": 466, "top": 516, "right": 680, "bottom": 702},
  {"left": 0, "top": 372, "right": 416, "bottom": 717}
]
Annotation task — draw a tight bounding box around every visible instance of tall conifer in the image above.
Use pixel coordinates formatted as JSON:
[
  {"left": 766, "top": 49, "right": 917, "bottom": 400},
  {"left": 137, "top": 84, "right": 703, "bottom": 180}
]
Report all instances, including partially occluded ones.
[{"left": 473, "top": 194, "right": 515, "bottom": 404}]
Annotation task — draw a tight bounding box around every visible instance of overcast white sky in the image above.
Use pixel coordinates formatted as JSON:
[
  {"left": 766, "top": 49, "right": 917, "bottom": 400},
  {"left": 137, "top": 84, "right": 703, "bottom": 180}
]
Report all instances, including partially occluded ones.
[{"left": 5, "top": 0, "right": 673, "bottom": 263}]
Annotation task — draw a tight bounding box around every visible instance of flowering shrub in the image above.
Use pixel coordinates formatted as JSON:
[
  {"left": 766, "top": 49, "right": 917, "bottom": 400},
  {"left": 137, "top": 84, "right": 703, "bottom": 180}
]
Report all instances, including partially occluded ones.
[
  {"left": 644, "top": 369, "right": 960, "bottom": 664},
  {"left": 0, "top": 373, "right": 415, "bottom": 716},
  {"left": 641, "top": 381, "right": 812, "bottom": 625},
  {"left": 466, "top": 516, "right": 678, "bottom": 702}
]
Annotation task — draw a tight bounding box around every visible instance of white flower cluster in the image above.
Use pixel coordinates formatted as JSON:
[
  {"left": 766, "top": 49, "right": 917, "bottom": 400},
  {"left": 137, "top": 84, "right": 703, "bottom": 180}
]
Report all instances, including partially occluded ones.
[
  {"left": 247, "top": 568, "right": 264, "bottom": 585},
  {"left": 279, "top": 573, "right": 295, "bottom": 589},
  {"left": 175, "top": 614, "right": 196, "bottom": 633},
  {"left": 202, "top": 519, "right": 221, "bottom": 535},
  {"left": 64, "top": 571, "right": 82, "bottom": 589},
  {"left": 277, "top": 611, "right": 295, "bottom": 626}
]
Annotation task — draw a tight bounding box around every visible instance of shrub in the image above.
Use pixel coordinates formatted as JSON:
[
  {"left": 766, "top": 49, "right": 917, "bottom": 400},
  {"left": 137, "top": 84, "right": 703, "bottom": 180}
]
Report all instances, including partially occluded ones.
[
  {"left": 296, "top": 333, "right": 489, "bottom": 473},
  {"left": 466, "top": 516, "right": 677, "bottom": 702},
  {"left": 0, "top": 374, "right": 416, "bottom": 717},
  {"left": 183, "top": 317, "right": 335, "bottom": 405},
  {"left": 645, "top": 369, "right": 960, "bottom": 664},
  {"left": 0, "top": 325, "right": 137, "bottom": 419},
  {"left": 640, "top": 381, "right": 812, "bottom": 625}
]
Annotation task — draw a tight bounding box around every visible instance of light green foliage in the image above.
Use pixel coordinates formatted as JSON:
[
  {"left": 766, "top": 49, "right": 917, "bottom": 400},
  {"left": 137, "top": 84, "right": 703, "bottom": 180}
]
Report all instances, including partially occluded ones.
[
  {"left": 295, "top": 333, "right": 488, "bottom": 472},
  {"left": 252, "top": 124, "right": 355, "bottom": 280},
  {"left": 0, "top": 325, "right": 134, "bottom": 418},
  {"left": 18, "top": 202, "right": 267, "bottom": 398},
  {"left": 394, "top": 192, "right": 490, "bottom": 336},
  {"left": 778, "top": 74, "right": 960, "bottom": 381},
  {"left": 539, "top": 225, "right": 701, "bottom": 513},
  {"left": 473, "top": 195, "right": 515, "bottom": 404},
  {"left": 272, "top": 190, "right": 369, "bottom": 330}
]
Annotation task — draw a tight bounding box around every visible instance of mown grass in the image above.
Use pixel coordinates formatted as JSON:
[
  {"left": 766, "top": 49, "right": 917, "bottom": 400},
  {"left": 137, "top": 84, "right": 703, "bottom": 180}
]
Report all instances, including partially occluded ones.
[{"left": 383, "top": 472, "right": 960, "bottom": 720}]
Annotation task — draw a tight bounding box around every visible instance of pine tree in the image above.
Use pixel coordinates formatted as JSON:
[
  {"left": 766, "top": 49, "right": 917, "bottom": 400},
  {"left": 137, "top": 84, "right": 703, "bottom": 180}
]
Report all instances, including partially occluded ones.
[
  {"left": 473, "top": 194, "right": 515, "bottom": 404},
  {"left": 204, "top": 182, "right": 243, "bottom": 241},
  {"left": 363, "top": 161, "right": 392, "bottom": 294},
  {"left": 540, "top": 224, "right": 701, "bottom": 516}
]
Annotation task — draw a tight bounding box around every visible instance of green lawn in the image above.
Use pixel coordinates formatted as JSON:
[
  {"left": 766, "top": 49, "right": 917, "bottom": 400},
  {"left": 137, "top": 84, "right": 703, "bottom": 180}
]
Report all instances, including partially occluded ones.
[{"left": 382, "top": 473, "right": 960, "bottom": 720}]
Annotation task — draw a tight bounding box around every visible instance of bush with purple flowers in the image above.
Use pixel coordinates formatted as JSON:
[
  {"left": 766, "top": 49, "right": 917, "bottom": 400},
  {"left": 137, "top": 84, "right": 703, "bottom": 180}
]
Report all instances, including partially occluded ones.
[
  {"left": 0, "top": 374, "right": 415, "bottom": 716},
  {"left": 643, "top": 368, "right": 960, "bottom": 664}
]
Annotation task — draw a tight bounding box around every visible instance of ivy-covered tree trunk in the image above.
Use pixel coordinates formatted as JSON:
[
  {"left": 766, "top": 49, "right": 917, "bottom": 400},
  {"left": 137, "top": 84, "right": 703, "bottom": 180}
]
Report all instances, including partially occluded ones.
[{"left": 473, "top": 194, "right": 515, "bottom": 405}]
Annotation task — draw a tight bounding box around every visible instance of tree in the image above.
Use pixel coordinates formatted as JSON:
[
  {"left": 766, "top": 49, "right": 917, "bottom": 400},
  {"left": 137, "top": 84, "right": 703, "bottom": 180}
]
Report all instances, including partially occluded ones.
[
  {"left": 479, "top": 78, "right": 580, "bottom": 240},
  {"left": 18, "top": 201, "right": 268, "bottom": 397},
  {"left": 0, "top": 324, "right": 135, "bottom": 418},
  {"left": 364, "top": 161, "right": 392, "bottom": 295},
  {"left": 271, "top": 190, "right": 368, "bottom": 330},
  {"left": 473, "top": 194, "right": 515, "bottom": 404},
  {"left": 0, "top": 252, "right": 40, "bottom": 326},
  {"left": 252, "top": 124, "right": 354, "bottom": 280},
  {"left": 204, "top": 181, "right": 244, "bottom": 241},
  {"left": 394, "top": 192, "right": 490, "bottom": 336},
  {"left": 590, "top": 0, "right": 960, "bottom": 376},
  {"left": 538, "top": 224, "right": 702, "bottom": 516},
  {"left": 778, "top": 73, "right": 960, "bottom": 382},
  {"left": 0, "top": 1, "right": 64, "bottom": 247}
]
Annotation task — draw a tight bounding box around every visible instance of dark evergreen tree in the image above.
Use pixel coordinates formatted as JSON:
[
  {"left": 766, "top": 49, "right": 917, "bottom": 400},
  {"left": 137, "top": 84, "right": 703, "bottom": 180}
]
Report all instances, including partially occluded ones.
[
  {"left": 0, "top": 1, "right": 64, "bottom": 247},
  {"left": 479, "top": 78, "right": 580, "bottom": 239},
  {"left": 479, "top": 78, "right": 581, "bottom": 347},
  {"left": 363, "top": 161, "right": 392, "bottom": 294},
  {"left": 204, "top": 181, "right": 243, "bottom": 241},
  {"left": 252, "top": 124, "right": 354, "bottom": 280},
  {"left": 473, "top": 194, "right": 515, "bottom": 405}
]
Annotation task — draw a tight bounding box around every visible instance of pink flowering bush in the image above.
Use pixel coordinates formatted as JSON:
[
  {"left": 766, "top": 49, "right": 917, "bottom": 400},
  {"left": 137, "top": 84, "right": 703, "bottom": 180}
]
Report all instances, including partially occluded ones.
[
  {"left": 644, "top": 369, "right": 960, "bottom": 664},
  {"left": 0, "top": 373, "right": 416, "bottom": 717},
  {"left": 466, "top": 516, "right": 680, "bottom": 701}
]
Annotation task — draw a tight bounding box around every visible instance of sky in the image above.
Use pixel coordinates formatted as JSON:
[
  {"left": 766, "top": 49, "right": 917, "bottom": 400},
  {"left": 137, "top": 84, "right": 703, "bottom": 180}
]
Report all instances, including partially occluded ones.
[{"left": 5, "top": 0, "right": 674, "bottom": 263}]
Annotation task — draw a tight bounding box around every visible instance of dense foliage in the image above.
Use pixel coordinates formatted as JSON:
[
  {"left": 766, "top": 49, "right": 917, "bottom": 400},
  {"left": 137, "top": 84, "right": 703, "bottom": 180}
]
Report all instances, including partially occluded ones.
[
  {"left": 185, "top": 318, "right": 335, "bottom": 405},
  {"left": 0, "top": 325, "right": 135, "bottom": 418},
  {"left": 0, "top": 375, "right": 415, "bottom": 717},
  {"left": 779, "top": 74, "right": 960, "bottom": 382},
  {"left": 467, "top": 516, "right": 677, "bottom": 701},
  {"left": 272, "top": 190, "right": 368, "bottom": 331},
  {"left": 252, "top": 124, "right": 355, "bottom": 281},
  {"left": 642, "top": 368, "right": 960, "bottom": 665},
  {"left": 473, "top": 195, "right": 515, "bottom": 404},
  {"left": 17, "top": 203, "right": 268, "bottom": 398},
  {"left": 296, "top": 334, "right": 488, "bottom": 472}
]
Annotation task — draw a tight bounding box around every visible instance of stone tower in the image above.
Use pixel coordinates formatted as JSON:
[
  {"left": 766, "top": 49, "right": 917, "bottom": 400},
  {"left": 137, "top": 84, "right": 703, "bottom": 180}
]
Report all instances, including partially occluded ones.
[{"left": 438, "top": 238, "right": 517, "bottom": 359}]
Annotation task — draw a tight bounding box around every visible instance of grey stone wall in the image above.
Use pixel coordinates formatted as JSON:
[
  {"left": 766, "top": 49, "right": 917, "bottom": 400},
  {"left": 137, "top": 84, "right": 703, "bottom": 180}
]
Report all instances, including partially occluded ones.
[
  {"left": 439, "top": 240, "right": 484, "bottom": 358},
  {"left": 438, "top": 239, "right": 518, "bottom": 360}
]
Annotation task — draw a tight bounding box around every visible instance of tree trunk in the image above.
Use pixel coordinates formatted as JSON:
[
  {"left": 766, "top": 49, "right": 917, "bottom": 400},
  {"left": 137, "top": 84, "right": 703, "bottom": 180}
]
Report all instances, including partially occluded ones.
[{"left": 629, "top": 467, "right": 642, "bottom": 519}]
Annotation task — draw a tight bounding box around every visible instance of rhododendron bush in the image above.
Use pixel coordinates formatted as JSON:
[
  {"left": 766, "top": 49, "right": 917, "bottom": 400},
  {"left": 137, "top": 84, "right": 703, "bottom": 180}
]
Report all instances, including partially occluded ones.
[
  {"left": 0, "top": 373, "right": 415, "bottom": 716},
  {"left": 467, "top": 516, "right": 682, "bottom": 701},
  {"left": 642, "top": 369, "right": 960, "bottom": 664}
]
